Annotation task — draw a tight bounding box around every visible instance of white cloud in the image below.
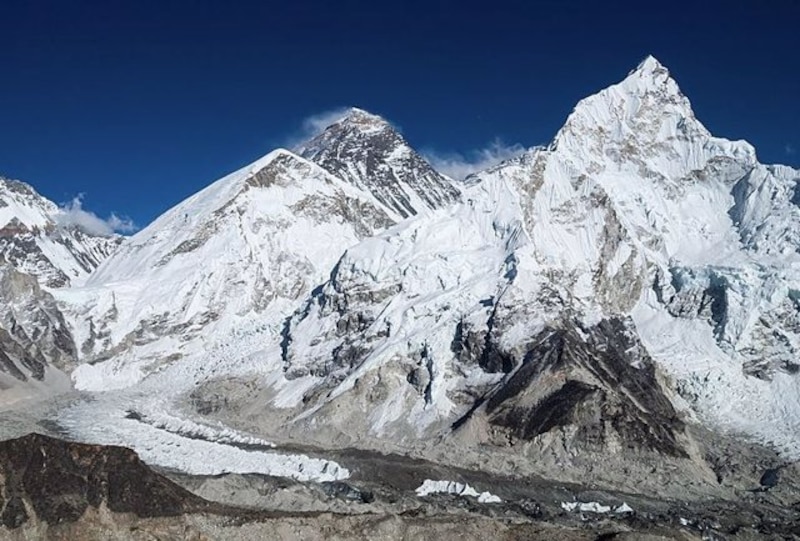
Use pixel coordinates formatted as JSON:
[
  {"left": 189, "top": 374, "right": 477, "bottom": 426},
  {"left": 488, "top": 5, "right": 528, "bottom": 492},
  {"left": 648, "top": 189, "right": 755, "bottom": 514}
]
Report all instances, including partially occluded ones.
[
  {"left": 301, "top": 108, "right": 353, "bottom": 138},
  {"left": 283, "top": 107, "right": 353, "bottom": 150},
  {"left": 423, "top": 139, "right": 527, "bottom": 180},
  {"left": 786, "top": 143, "right": 796, "bottom": 156},
  {"left": 54, "top": 194, "right": 136, "bottom": 237}
]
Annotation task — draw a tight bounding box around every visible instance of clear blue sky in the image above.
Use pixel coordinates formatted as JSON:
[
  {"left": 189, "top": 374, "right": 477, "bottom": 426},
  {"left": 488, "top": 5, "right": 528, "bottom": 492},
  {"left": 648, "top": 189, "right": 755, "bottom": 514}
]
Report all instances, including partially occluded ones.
[{"left": 1, "top": 0, "right": 797, "bottom": 229}]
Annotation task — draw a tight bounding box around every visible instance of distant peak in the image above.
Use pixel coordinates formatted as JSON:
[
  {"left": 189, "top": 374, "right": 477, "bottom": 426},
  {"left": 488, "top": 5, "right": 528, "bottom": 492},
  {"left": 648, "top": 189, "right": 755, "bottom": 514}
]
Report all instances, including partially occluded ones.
[
  {"left": 552, "top": 55, "right": 707, "bottom": 152},
  {"left": 295, "top": 107, "right": 395, "bottom": 155},
  {"left": 345, "top": 106, "right": 381, "bottom": 120}
]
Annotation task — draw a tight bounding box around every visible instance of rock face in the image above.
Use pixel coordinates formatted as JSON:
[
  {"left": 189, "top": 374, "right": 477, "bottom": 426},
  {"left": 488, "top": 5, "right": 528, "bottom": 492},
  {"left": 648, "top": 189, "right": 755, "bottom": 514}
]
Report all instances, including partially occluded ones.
[
  {"left": 0, "top": 433, "right": 210, "bottom": 531},
  {"left": 464, "top": 318, "right": 687, "bottom": 458},
  {"left": 0, "top": 265, "right": 76, "bottom": 384},
  {"left": 298, "top": 108, "right": 461, "bottom": 220},
  {"left": 0, "top": 178, "right": 119, "bottom": 391}
]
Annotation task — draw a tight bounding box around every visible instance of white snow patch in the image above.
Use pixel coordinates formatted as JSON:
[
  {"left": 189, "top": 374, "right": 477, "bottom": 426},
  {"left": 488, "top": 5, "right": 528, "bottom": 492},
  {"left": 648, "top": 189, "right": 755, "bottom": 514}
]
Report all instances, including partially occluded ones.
[
  {"left": 415, "top": 479, "right": 502, "bottom": 503},
  {"left": 561, "top": 501, "right": 633, "bottom": 514}
]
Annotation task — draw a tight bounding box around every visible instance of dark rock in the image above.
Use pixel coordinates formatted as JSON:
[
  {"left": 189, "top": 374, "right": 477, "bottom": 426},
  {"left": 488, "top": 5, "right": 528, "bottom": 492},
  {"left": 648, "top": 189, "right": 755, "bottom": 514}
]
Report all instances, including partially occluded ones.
[
  {"left": 474, "top": 317, "right": 687, "bottom": 457},
  {"left": 0, "top": 433, "right": 213, "bottom": 529},
  {"left": 299, "top": 108, "right": 460, "bottom": 219},
  {"left": 321, "top": 481, "right": 374, "bottom": 503},
  {"left": 1, "top": 496, "right": 28, "bottom": 528},
  {"left": 760, "top": 467, "right": 781, "bottom": 488}
]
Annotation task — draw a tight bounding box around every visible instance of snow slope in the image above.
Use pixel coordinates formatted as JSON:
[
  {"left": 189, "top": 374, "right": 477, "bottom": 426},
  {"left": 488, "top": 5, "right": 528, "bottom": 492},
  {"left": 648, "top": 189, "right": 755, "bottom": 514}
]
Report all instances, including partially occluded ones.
[{"left": 63, "top": 149, "right": 394, "bottom": 390}]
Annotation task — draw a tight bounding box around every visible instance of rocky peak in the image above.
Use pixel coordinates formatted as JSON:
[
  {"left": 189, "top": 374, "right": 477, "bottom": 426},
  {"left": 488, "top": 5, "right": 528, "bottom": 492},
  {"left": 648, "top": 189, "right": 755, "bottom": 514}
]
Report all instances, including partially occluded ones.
[
  {"left": 338, "top": 107, "right": 393, "bottom": 133},
  {"left": 297, "top": 107, "right": 460, "bottom": 220}
]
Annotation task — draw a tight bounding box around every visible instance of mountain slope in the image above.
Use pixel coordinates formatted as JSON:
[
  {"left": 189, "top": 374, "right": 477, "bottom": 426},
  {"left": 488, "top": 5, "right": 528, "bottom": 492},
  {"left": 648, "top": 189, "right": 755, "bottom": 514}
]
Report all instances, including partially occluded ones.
[
  {"left": 64, "top": 149, "right": 395, "bottom": 390},
  {"left": 0, "top": 177, "right": 119, "bottom": 397}
]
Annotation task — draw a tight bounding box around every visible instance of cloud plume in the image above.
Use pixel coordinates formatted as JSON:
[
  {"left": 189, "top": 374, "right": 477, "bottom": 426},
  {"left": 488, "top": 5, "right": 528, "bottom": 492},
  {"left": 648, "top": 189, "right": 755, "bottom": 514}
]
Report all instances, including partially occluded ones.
[
  {"left": 423, "top": 139, "right": 527, "bottom": 180},
  {"left": 284, "top": 107, "right": 353, "bottom": 150},
  {"left": 54, "top": 194, "right": 136, "bottom": 236}
]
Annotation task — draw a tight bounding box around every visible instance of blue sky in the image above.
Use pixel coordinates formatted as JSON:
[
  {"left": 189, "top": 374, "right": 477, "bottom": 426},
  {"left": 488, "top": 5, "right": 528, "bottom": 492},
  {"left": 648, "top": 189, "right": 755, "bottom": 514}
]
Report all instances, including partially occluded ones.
[{"left": 0, "top": 0, "right": 797, "bottom": 230}]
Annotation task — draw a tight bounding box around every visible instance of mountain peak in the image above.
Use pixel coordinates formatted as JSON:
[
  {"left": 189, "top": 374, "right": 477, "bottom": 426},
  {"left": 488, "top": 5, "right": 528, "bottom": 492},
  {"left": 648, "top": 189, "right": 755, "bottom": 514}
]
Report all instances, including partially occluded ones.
[
  {"left": 621, "top": 54, "right": 677, "bottom": 95},
  {"left": 635, "top": 55, "right": 667, "bottom": 76},
  {"left": 329, "top": 107, "right": 393, "bottom": 136},
  {"left": 297, "top": 108, "right": 460, "bottom": 220},
  {"left": 552, "top": 54, "right": 708, "bottom": 155}
]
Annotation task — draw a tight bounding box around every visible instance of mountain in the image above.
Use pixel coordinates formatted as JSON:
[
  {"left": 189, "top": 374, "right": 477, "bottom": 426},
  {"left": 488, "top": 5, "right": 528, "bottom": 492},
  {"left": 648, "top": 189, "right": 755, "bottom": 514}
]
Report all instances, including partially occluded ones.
[
  {"left": 297, "top": 108, "right": 461, "bottom": 220},
  {"left": 63, "top": 148, "right": 398, "bottom": 390},
  {"left": 0, "top": 177, "right": 120, "bottom": 288},
  {"left": 0, "top": 178, "right": 119, "bottom": 397}
]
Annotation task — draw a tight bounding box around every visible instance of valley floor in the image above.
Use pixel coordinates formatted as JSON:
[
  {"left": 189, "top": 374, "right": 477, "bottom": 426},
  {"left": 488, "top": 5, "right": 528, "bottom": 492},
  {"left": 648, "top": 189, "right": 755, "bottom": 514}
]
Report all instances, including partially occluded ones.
[{"left": 1, "top": 389, "right": 799, "bottom": 540}]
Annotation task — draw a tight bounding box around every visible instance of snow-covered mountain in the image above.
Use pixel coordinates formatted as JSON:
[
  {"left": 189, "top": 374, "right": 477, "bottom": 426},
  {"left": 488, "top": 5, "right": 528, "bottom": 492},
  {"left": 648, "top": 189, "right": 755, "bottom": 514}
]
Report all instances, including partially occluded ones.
[
  {"left": 0, "top": 177, "right": 119, "bottom": 394},
  {"left": 228, "top": 55, "right": 800, "bottom": 470},
  {"left": 0, "top": 177, "right": 120, "bottom": 288},
  {"left": 63, "top": 148, "right": 398, "bottom": 390}
]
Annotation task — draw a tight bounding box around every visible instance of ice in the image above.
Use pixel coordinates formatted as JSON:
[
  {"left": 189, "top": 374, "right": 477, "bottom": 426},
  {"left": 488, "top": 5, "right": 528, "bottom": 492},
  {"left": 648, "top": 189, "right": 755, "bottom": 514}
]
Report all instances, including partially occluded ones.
[{"left": 415, "top": 479, "right": 502, "bottom": 503}]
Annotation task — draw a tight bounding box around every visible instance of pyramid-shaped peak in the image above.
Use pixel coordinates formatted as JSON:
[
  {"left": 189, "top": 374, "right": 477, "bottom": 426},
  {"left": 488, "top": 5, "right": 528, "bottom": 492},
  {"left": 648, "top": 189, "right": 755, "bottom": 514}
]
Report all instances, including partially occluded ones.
[
  {"left": 635, "top": 55, "right": 668, "bottom": 75},
  {"left": 617, "top": 55, "right": 683, "bottom": 99},
  {"left": 332, "top": 107, "right": 393, "bottom": 134},
  {"left": 551, "top": 55, "right": 712, "bottom": 155},
  {"left": 619, "top": 54, "right": 679, "bottom": 95}
]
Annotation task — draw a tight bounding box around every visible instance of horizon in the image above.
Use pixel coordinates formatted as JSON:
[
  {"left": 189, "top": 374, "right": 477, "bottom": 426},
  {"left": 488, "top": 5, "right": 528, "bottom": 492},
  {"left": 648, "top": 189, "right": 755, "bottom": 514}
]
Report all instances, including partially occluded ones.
[{"left": 0, "top": 1, "right": 797, "bottom": 232}]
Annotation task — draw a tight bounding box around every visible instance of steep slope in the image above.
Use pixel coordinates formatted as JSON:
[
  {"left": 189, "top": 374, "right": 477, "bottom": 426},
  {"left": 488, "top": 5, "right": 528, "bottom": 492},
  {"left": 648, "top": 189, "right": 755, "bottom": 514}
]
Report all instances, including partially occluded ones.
[
  {"left": 63, "top": 149, "right": 394, "bottom": 390},
  {"left": 0, "top": 264, "right": 74, "bottom": 402},
  {"left": 0, "top": 177, "right": 120, "bottom": 288},
  {"left": 0, "top": 177, "right": 119, "bottom": 397},
  {"left": 298, "top": 108, "right": 461, "bottom": 220}
]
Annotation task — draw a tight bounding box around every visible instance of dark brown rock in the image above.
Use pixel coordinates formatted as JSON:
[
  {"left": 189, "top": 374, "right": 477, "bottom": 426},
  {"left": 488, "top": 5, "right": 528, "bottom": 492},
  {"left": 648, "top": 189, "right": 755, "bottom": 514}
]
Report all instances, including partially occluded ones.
[{"left": 0, "top": 433, "right": 212, "bottom": 529}]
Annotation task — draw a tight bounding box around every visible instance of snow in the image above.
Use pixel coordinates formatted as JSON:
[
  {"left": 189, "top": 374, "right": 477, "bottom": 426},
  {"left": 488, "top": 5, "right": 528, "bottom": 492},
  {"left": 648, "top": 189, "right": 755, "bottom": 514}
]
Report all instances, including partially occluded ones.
[
  {"left": 59, "top": 398, "right": 349, "bottom": 481},
  {"left": 61, "top": 148, "right": 393, "bottom": 391},
  {"left": 0, "top": 177, "right": 119, "bottom": 287},
  {"left": 415, "top": 479, "right": 502, "bottom": 503},
  {"left": 561, "top": 501, "right": 633, "bottom": 514}
]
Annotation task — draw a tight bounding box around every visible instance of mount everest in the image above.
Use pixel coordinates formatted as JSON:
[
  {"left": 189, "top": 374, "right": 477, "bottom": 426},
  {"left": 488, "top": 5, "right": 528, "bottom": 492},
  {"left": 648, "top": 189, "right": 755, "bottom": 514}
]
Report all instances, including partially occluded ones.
[{"left": 1, "top": 56, "right": 800, "bottom": 505}]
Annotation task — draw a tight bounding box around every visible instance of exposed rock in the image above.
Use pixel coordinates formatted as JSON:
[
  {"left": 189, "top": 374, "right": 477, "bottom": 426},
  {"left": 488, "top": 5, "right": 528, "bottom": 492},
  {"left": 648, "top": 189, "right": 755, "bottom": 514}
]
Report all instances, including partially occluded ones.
[
  {"left": 298, "top": 107, "right": 461, "bottom": 220},
  {"left": 0, "top": 433, "right": 213, "bottom": 529}
]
